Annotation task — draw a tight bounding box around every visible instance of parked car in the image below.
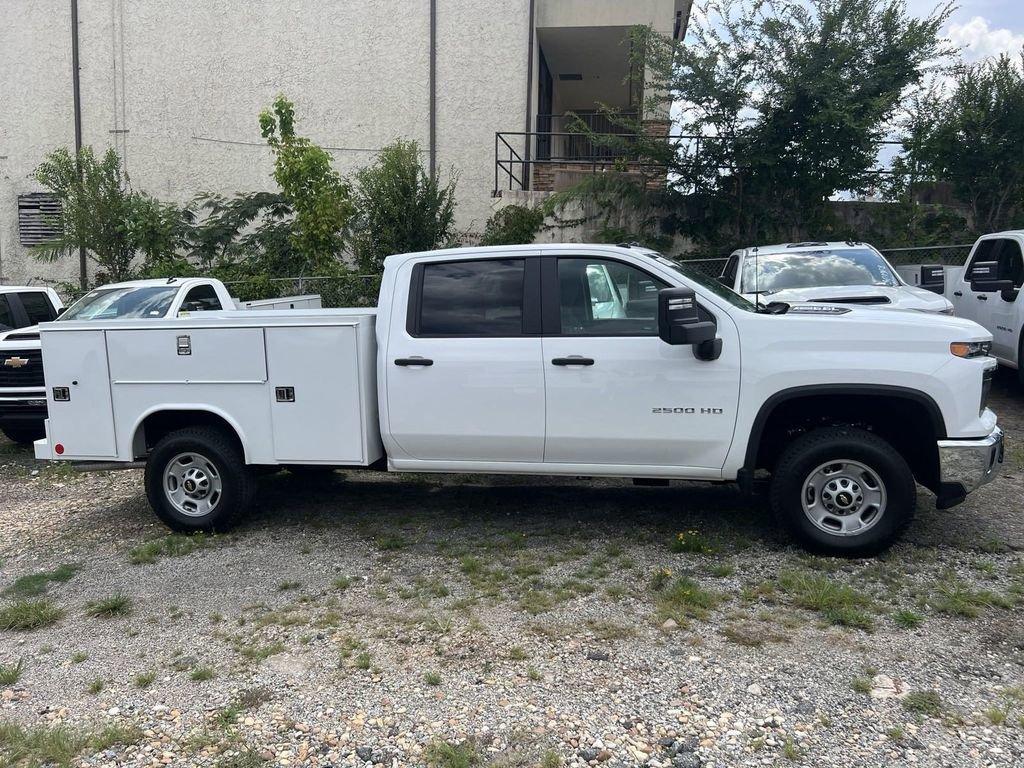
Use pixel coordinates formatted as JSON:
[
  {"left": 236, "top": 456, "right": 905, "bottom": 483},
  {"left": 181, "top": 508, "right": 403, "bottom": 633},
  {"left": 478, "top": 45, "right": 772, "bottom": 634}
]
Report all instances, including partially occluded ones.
[
  {"left": 33, "top": 244, "right": 1001, "bottom": 556},
  {"left": 0, "top": 286, "right": 63, "bottom": 331},
  {"left": 946, "top": 230, "right": 1024, "bottom": 380},
  {"left": 719, "top": 241, "right": 954, "bottom": 313},
  {"left": 0, "top": 277, "right": 318, "bottom": 444}
]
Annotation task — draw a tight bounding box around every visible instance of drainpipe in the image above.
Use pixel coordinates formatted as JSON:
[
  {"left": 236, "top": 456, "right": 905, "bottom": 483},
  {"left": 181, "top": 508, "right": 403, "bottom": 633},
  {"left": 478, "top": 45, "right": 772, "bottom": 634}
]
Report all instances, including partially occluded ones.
[
  {"left": 523, "top": 0, "right": 536, "bottom": 190},
  {"left": 429, "top": 0, "right": 437, "bottom": 178},
  {"left": 70, "top": 0, "right": 86, "bottom": 289}
]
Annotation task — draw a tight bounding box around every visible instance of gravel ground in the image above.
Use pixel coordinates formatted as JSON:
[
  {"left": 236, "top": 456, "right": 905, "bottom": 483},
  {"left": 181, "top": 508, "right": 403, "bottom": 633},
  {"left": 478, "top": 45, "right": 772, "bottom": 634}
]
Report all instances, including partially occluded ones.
[{"left": 1, "top": 372, "right": 1023, "bottom": 768}]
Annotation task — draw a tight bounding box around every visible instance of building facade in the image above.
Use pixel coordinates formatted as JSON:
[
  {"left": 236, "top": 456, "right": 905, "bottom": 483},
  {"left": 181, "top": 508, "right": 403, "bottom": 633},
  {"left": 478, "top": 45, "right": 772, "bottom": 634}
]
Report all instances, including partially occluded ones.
[{"left": 0, "top": 0, "right": 689, "bottom": 286}]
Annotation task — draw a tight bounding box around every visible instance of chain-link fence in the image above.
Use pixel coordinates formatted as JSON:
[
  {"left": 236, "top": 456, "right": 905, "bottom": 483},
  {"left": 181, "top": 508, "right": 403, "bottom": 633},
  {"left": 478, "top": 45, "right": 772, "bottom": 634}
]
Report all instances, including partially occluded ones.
[{"left": 877, "top": 244, "right": 974, "bottom": 268}]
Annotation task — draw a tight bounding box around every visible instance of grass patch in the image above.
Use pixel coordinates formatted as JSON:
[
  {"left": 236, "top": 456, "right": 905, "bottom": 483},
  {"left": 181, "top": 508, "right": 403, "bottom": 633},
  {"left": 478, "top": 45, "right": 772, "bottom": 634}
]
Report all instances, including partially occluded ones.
[
  {"left": 0, "top": 722, "right": 88, "bottom": 768},
  {"left": 902, "top": 689, "right": 943, "bottom": 716},
  {"left": 236, "top": 641, "right": 285, "bottom": 662},
  {"left": 376, "top": 534, "right": 407, "bottom": 551},
  {"left": 424, "top": 671, "right": 442, "bottom": 686},
  {"left": 86, "top": 678, "right": 104, "bottom": 695},
  {"left": 219, "top": 748, "right": 268, "bottom": 768},
  {"left": 984, "top": 705, "right": 1008, "bottom": 725},
  {"left": 134, "top": 671, "right": 157, "bottom": 688},
  {"left": 851, "top": 677, "right": 872, "bottom": 694},
  {"left": 931, "top": 580, "right": 1012, "bottom": 618},
  {"left": 425, "top": 739, "right": 480, "bottom": 768},
  {"left": 720, "top": 621, "right": 789, "bottom": 647},
  {"left": 2, "top": 564, "right": 79, "bottom": 598},
  {"left": 333, "top": 576, "right": 352, "bottom": 591},
  {"left": 84, "top": 594, "right": 132, "bottom": 618},
  {"left": 128, "top": 533, "right": 211, "bottom": 565},
  {"left": 88, "top": 723, "right": 142, "bottom": 751},
  {"left": 0, "top": 660, "right": 24, "bottom": 686},
  {"left": 70, "top": 651, "right": 87, "bottom": 664},
  {"left": 0, "top": 599, "right": 64, "bottom": 631},
  {"left": 892, "top": 609, "right": 924, "bottom": 629},
  {"left": 777, "top": 571, "right": 874, "bottom": 630},
  {"left": 354, "top": 651, "right": 371, "bottom": 670},
  {"left": 669, "top": 530, "right": 717, "bottom": 554},
  {"left": 277, "top": 581, "right": 301, "bottom": 592},
  {"left": 190, "top": 666, "right": 216, "bottom": 682},
  {"left": 656, "top": 577, "right": 721, "bottom": 623}
]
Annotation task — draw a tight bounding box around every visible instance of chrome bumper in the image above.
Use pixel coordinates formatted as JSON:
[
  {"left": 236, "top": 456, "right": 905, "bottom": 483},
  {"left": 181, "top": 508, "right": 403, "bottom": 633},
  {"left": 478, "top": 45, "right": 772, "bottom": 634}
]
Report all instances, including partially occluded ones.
[{"left": 938, "top": 426, "right": 1003, "bottom": 494}]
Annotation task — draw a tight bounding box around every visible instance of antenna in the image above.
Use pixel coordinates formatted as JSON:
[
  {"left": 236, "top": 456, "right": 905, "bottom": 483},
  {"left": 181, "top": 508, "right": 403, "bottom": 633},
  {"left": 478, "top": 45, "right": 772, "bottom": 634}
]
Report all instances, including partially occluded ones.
[{"left": 753, "top": 246, "right": 759, "bottom": 305}]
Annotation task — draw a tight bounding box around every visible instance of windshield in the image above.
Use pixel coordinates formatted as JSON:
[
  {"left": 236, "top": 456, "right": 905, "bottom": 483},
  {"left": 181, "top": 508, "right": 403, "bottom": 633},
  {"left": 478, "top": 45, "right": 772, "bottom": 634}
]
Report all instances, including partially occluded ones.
[
  {"left": 740, "top": 248, "right": 899, "bottom": 294},
  {"left": 59, "top": 286, "right": 179, "bottom": 321},
  {"left": 651, "top": 254, "right": 759, "bottom": 312}
]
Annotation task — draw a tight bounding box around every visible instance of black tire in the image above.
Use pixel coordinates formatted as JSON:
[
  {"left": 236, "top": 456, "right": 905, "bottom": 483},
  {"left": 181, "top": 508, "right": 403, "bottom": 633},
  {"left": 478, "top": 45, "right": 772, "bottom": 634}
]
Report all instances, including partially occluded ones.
[
  {"left": 144, "top": 427, "right": 254, "bottom": 532},
  {"left": 2, "top": 424, "right": 45, "bottom": 445},
  {"left": 770, "top": 426, "right": 915, "bottom": 557}
]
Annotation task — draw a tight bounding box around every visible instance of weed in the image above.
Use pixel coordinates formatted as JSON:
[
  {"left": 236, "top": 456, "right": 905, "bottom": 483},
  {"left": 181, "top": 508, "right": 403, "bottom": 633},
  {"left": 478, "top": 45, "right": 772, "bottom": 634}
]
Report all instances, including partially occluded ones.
[
  {"left": 781, "top": 737, "right": 802, "bottom": 761},
  {"left": 424, "top": 671, "right": 442, "bottom": 686},
  {"left": 333, "top": 576, "right": 352, "bottom": 591},
  {"left": 354, "top": 651, "right": 371, "bottom": 670},
  {"left": 2, "top": 563, "right": 79, "bottom": 598},
  {"left": 236, "top": 641, "right": 285, "bottom": 662},
  {"left": 0, "top": 599, "right": 64, "bottom": 631},
  {"left": 508, "top": 646, "right": 528, "bottom": 661},
  {"left": 777, "top": 571, "right": 874, "bottom": 630},
  {"left": 424, "top": 739, "right": 480, "bottom": 768},
  {"left": 0, "top": 722, "right": 87, "bottom": 767},
  {"left": 0, "top": 659, "right": 24, "bottom": 686},
  {"left": 219, "top": 748, "right": 268, "bottom": 767},
  {"left": 902, "top": 690, "right": 943, "bottom": 716},
  {"left": 277, "top": 581, "right": 301, "bottom": 592},
  {"left": 892, "top": 609, "right": 924, "bottom": 629},
  {"left": 376, "top": 535, "right": 407, "bottom": 551},
  {"left": 129, "top": 533, "right": 211, "bottom": 565},
  {"left": 88, "top": 723, "right": 142, "bottom": 751},
  {"left": 527, "top": 667, "right": 541, "bottom": 681},
  {"left": 85, "top": 594, "right": 132, "bottom": 618},
  {"left": 885, "top": 726, "right": 905, "bottom": 743},
  {"left": 656, "top": 577, "right": 721, "bottom": 623},
  {"left": 720, "top": 621, "right": 788, "bottom": 647},
  {"left": 709, "top": 563, "right": 736, "bottom": 578},
  {"left": 670, "top": 530, "right": 717, "bottom": 554},
  {"left": 71, "top": 651, "right": 87, "bottom": 664},
  {"left": 649, "top": 568, "right": 673, "bottom": 591},
  {"left": 190, "top": 666, "right": 216, "bottom": 682},
  {"left": 984, "top": 705, "right": 1008, "bottom": 725},
  {"left": 134, "top": 671, "right": 157, "bottom": 688},
  {"left": 86, "top": 678, "right": 105, "bottom": 695},
  {"left": 851, "top": 677, "right": 872, "bottom": 694},
  {"left": 931, "top": 580, "right": 1011, "bottom": 618},
  {"left": 540, "top": 750, "right": 562, "bottom": 768}
]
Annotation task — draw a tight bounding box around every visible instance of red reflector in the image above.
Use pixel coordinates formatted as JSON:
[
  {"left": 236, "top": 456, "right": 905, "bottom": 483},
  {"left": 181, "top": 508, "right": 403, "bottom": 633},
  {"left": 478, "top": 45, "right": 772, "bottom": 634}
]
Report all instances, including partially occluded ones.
[{"left": 55, "top": 444, "right": 65, "bottom": 455}]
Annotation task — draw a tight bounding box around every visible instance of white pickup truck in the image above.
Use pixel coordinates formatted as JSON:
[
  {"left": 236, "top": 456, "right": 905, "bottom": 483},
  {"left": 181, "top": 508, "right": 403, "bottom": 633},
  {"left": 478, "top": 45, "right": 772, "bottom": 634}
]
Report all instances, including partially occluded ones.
[
  {"left": 33, "top": 245, "right": 1002, "bottom": 555},
  {"left": 0, "top": 277, "right": 318, "bottom": 444},
  {"left": 946, "top": 230, "right": 1024, "bottom": 382}
]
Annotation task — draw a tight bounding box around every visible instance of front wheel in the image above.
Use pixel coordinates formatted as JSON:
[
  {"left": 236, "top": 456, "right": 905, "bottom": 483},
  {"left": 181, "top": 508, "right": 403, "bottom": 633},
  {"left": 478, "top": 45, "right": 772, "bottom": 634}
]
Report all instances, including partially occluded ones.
[
  {"left": 770, "top": 427, "right": 916, "bottom": 556},
  {"left": 145, "top": 427, "right": 254, "bottom": 532},
  {"left": 2, "top": 424, "right": 45, "bottom": 445}
]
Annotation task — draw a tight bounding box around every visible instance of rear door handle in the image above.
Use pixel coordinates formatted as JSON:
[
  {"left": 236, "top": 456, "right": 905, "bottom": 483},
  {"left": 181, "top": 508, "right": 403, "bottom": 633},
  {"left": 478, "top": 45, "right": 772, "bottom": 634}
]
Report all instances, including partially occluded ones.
[
  {"left": 953, "top": 291, "right": 962, "bottom": 297},
  {"left": 978, "top": 295, "right": 988, "bottom": 301},
  {"left": 552, "top": 357, "right": 595, "bottom": 366},
  {"left": 394, "top": 357, "right": 433, "bottom": 367}
]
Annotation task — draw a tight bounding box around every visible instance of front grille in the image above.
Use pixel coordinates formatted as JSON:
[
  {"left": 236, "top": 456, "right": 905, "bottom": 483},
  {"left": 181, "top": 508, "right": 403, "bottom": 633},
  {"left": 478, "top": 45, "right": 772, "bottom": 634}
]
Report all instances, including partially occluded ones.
[
  {"left": 0, "top": 349, "right": 44, "bottom": 388},
  {"left": 981, "top": 367, "right": 993, "bottom": 415}
]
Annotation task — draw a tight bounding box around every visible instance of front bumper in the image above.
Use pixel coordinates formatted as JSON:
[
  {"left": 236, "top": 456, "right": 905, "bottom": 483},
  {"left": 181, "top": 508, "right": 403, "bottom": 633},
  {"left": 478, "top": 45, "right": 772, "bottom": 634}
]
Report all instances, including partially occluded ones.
[
  {"left": 0, "top": 393, "right": 48, "bottom": 428},
  {"left": 935, "top": 426, "right": 1003, "bottom": 508}
]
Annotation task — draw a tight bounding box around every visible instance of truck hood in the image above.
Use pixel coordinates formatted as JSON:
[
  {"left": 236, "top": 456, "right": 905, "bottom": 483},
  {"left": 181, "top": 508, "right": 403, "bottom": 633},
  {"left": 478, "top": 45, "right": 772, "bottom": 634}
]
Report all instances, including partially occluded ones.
[
  {"left": 745, "top": 284, "right": 953, "bottom": 313},
  {"left": 0, "top": 325, "right": 41, "bottom": 348}
]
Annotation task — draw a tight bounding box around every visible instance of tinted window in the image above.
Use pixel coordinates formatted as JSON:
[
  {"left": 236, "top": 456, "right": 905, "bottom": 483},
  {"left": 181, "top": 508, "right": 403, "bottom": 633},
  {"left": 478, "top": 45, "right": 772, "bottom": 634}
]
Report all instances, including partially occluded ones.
[
  {"left": 418, "top": 259, "right": 525, "bottom": 336},
  {"left": 557, "top": 258, "right": 667, "bottom": 336},
  {"left": 0, "top": 296, "right": 14, "bottom": 330},
  {"left": 180, "top": 284, "right": 223, "bottom": 312},
  {"left": 996, "top": 239, "right": 1024, "bottom": 288},
  {"left": 19, "top": 291, "right": 57, "bottom": 323}
]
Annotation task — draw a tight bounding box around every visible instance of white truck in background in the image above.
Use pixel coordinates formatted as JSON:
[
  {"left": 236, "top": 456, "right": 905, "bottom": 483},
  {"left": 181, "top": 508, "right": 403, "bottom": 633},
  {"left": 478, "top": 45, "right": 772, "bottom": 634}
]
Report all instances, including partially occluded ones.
[
  {"left": 33, "top": 244, "right": 1002, "bottom": 556},
  {"left": 0, "top": 277, "right": 318, "bottom": 444},
  {"left": 946, "top": 231, "right": 1024, "bottom": 382}
]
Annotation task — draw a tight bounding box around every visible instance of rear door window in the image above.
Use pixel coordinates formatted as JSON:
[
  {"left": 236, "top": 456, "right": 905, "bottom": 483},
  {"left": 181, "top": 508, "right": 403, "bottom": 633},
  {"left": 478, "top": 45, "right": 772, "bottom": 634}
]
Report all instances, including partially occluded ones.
[
  {"left": 18, "top": 291, "right": 58, "bottom": 323},
  {"left": 414, "top": 259, "right": 525, "bottom": 336},
  {"left": 180, "top": 284, "right": 223, "bottom": 312}
]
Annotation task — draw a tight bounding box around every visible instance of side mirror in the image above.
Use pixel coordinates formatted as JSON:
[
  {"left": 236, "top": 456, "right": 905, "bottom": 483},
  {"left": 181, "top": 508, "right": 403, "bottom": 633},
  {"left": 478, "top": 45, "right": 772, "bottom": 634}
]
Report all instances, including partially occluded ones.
[
  {"left": 919, "top": 264, "right": 944, "bottom": 295},
  {"left": 969, "top": 261, "right": 1013, "bottom": 293},
  {"left": 1001, "top": 288, "right": 1020, "bottom": 303},
  {"left": 658, "top": 287, "right": 721, "bottom": 361}
]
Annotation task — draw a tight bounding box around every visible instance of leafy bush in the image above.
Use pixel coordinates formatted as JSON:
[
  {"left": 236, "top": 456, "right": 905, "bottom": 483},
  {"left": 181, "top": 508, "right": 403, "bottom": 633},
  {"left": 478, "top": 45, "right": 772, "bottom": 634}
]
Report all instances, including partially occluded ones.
[{"left": 479, "top": 204, "right": 544, "bottom": 246}]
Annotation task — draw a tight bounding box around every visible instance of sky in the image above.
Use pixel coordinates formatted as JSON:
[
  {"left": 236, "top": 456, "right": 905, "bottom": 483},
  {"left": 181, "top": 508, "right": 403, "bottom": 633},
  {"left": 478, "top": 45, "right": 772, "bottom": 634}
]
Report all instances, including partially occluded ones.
[{"left": 907, "top": 0, "right": 1024, "bottom": 61}]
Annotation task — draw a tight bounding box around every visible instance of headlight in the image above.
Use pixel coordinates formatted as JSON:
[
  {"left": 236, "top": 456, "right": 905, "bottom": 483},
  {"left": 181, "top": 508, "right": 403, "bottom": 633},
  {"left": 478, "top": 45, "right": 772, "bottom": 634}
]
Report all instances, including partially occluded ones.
[{"left": 950, "top": 341, "right": 992, "bottom": 358}]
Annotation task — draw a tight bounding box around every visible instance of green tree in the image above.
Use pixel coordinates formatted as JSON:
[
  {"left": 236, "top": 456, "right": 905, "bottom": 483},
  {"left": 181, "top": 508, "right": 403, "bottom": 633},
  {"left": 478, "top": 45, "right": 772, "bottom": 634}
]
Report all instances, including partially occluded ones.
[
  {"left": 351, "top": 139, "right": 457, "bottom": 274},
  {"left": 259, "top": 95, "right": 354, "bottom": 275},
  {"left": 900, "top": 50, "right": 1024, "bottom": 232},
  {"left": 558, "top": 0, "right": 952, "bottom": 249},
  {"left": 32, "top": 146, "right": 182, "bottom": 282}
]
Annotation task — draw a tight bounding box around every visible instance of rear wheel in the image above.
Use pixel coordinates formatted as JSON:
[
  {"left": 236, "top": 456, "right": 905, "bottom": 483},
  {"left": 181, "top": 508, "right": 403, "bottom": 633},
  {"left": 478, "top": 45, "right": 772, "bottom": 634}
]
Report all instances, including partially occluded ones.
[
  {"left": 145, "top": 427, "right": 253, "bottom": 532},
  {"left": 1, "top": 424, "right": 45, "bottom": 445},
  {"left": 770, "top": 427, "right": 915, "bottom": 556}
]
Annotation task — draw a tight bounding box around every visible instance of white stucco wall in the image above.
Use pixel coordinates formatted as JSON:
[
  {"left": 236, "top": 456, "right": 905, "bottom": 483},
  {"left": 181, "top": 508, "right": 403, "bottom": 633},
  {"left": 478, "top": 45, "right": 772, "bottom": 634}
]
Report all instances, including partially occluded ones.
[{"left": 1, "top": 0, "right": 677, "bottom": 288}]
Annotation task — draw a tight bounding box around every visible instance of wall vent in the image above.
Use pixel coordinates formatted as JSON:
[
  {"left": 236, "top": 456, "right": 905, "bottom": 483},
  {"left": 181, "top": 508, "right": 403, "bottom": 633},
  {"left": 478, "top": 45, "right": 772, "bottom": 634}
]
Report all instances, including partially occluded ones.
[{"left": 18, "top": 193, "right": 62, "bottom": 246}]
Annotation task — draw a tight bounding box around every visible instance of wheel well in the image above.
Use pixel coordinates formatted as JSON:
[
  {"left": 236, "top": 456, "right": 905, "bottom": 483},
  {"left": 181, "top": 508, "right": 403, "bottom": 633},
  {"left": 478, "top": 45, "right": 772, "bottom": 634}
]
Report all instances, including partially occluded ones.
[
  {"left": 134, "top": 410, "right": 244, "bottom": 460},
  {"left": 748, "top": 392, "right": 942, "bottom": 490}
]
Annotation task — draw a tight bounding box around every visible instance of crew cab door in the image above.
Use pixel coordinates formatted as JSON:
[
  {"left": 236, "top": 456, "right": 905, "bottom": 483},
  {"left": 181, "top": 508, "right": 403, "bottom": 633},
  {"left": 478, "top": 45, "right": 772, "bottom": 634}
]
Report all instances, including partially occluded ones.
[
  {"left": 959, "top": 237, "right": 1024, "bottom": 363},
  {"left": 385, "top": 256, "right": 546, "bottom": 462},
  {"left": 541, "top": 256, "right": 740, "bottom": 470}
]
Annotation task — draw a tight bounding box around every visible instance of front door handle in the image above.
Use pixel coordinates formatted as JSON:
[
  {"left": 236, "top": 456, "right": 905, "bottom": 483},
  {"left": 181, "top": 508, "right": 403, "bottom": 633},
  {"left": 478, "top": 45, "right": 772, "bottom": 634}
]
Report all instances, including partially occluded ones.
[
  {"left": 978, "top": 295, "right": 988, "bottom": 301},
  {"left": 394, "top": 357, "right": 434, "bottom": 367},
  {"left": 552, "top": 357, "right": 595, "bottom": 366},
  {"left": 953, "top": 291, "right": 963, "bottom": 297}
]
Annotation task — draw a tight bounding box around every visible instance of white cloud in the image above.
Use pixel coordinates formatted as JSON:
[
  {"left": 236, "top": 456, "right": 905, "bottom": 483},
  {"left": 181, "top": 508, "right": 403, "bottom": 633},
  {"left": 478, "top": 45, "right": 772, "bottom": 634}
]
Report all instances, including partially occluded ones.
[{"left": 947, "top": 16, "right": 1024, "bottom": 62}]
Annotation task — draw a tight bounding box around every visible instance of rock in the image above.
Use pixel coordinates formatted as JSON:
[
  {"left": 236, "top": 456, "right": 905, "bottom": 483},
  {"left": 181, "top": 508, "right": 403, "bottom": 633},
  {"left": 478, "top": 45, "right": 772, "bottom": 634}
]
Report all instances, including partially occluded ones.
[
  {"left": 662, "top": 619, "right": 679, "bottom": 631},
  {"left": 586, "top": 650, "right": 611, "bottom": 662},
  {"left": 745, "top": 683, "right": 762, "bottom": 695},
  {"left": 672, "top": 754, "right": 702, "bottom": 768},
  {"left": 579, "top": 747, "right": 600, "bottom": 762},
  {"left": 869, "top": 674, "right": 907, "bottom": 699},
  {"left": 355, "top": 746, "right": 374, "bottom": 762}
]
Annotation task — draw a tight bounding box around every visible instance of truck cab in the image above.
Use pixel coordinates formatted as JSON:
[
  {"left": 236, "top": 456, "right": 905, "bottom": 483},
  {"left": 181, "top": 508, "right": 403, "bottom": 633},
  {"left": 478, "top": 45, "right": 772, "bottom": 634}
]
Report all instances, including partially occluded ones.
[{"left": 948, "top": 231, "right": 1024, "bottom": 376}]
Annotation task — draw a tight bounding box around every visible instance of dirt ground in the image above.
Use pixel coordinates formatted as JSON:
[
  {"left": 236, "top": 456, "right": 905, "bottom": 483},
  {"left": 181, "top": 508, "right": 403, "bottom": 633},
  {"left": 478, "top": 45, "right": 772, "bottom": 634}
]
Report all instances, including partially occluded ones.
[{"left": 1, "top": 371, "right": 1023, "bottom": 768}]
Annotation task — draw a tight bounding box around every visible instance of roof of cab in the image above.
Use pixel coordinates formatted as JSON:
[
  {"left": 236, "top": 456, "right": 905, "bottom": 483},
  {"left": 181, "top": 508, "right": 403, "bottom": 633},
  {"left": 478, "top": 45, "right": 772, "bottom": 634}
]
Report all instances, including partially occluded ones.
[{"left": 381, "top": 243, "right": 648, "bottom": 269}]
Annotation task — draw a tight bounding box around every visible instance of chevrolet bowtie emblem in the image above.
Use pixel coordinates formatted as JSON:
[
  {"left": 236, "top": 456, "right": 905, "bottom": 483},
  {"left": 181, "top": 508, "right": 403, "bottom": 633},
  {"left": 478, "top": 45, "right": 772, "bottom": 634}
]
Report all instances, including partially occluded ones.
[{"left": 3, "top": 357, "right": 29, "bottom": 369}]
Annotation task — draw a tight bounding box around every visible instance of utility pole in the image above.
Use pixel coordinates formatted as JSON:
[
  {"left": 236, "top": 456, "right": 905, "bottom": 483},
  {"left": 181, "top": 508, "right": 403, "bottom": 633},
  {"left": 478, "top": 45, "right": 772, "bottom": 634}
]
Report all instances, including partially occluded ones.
[{"left": 71, "top": 0, "right": 86, "bottom": 289}]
